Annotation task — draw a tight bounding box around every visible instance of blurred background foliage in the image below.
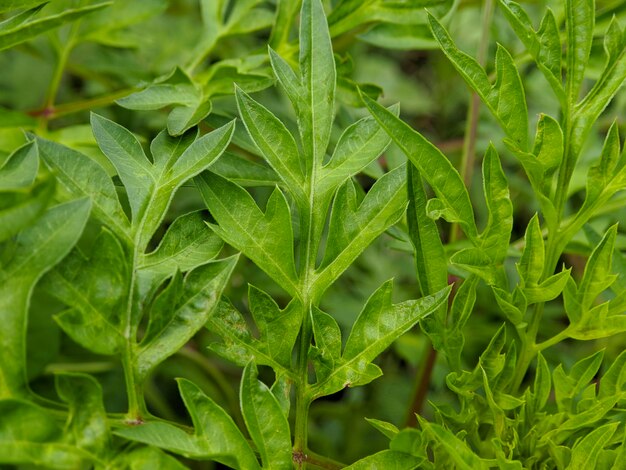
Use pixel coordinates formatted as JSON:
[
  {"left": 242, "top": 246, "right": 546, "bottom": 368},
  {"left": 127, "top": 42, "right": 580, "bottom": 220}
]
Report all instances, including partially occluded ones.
[{"left": 1, "top": 0, "right": 626, "bottom": 465}]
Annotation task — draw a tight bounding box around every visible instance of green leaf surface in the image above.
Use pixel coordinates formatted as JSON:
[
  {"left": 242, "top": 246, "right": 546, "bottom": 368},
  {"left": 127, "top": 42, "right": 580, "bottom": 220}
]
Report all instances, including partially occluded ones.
[
  {"left": 240, "top": 362, "right": 292, "bottom": 469},
  {"left": 116, "top": 379, "right": 259, "bottom": 468},
  {"left": 0, "top": 2, "right": 111, "bottom": 51},
  {"left": 0, "top": 198, "right": 90, "bottom": 398},
  {"left": 55, "top": 373, "right": 109, "bottom": 457},
  {"left": 42, "top": 228, "right": 128, "bottom": 355},
  {"left": 345, "top": 450, "right": 423, "bottom": 469},
  {"left": 235, "top": 87, "right": 305, "bottom": 201},
  {"left": 136, "top": 256, "right": 237, "bottom": 379},
  {"left": 138, "top": 210, "right": 223, "bottom": 298},
  {"left": 0, "top": 1, "right": 46, "bottom": 14},
  {"left": 197, "top": 171, "right": 299, "bottom": 296},
  {"left": 311, "top": 281, "right": 450, "bottom": 398},
  {"left": 208, "top": 295, "right": 300, "bottom": 377},
  {"left": 0, "top": 141, "right": 38, "bottom": 190},
  {"left": 37, "top": 136, "right": 131, "bottom": 243},
  {"left": 299, "top": 0, "right": 336, "bottom": 169},
  {"left": 567, "top": 422, "right": 619, "bottom": 469},
  {"left": 316, "top": 165, "right": 408, "bottom": 293},
  {"left": 428, "top": 14, "right": 528, "bottom": 149},
  {"left": 565, "top": 0, "right": 594, "bottom": 105},
  {"left": 116, "top": 446, "right": 188, "bottom": 470},
  {"left": 0, "top": 399, "right": 90, "bottom": 468},
  {"left": 361, "top": 93, "right": 477, "bottom": 241}
]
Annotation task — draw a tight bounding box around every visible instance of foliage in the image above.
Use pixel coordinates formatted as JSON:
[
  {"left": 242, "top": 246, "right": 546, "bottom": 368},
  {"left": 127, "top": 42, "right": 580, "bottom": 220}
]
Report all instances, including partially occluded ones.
[{"left": 1, "top": 0, "right": 626, "bottom": 468}]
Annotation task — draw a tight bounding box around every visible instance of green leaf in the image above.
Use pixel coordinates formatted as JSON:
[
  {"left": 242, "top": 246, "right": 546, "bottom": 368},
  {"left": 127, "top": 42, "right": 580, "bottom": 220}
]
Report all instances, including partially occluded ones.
[
  {"left": 116, "top": 379, "right": 259, "bottom": 468},
  {"left": 90, "top": 113, "right": 154, "bottom": 226},
  {"left": 553, "top": 350, "right": 604, "bottom": 413},
  {"left": 479, "top": 145, "right": 513, "bottom": 263},
  {"left": 598, "top": 350, "right": 626, "bottom": 399},
  {"left": 268, "top": 47, "right": 302, "bottom": 109},
  {"left": 118, "top": 68, "right": 200, "bottom": 110},
  {"left": 310, "top": 306, "right": 343, "bottom": 382},
  {"left": 578, "top": 224, "right": 617, "bottom": 311},
  {"left": 532, "top": 352, "right": 551, "bottom": 411},
  {"left": 0, "top": 399, "right": 89, "bottom": 468},
  {"left": 0, "top": 198, "right": 90, "bottom": 398},
  {"left": 428, "top": 14, "right": 528, "bottom": 149},
  {"left": 567, "top": 422, "right": 619, "bottom": 469},
  {"left": 0, "top": 141, "right": 38, "bottom": 190},
  {"left": 345, "top": 450, "right": 423, "bottom": 469},
  {"left": 136, "top": 256, "right": 238, "bottom": 380},
  {"left": 418, "top": 417, "right": 488, "bottom": 470},
  {"left": 37, "top": 137, "right": 131, "bottom": 244},
  {"left": 207, "top": 299, "right": 298, "bottom": 378},
  {"left": 235, "top": 86, "right": 306, "bottom": 201},
  {"left": 0, "top": 176, "right": 55, "bottom": 244},
  {"left": 240, "top": 362, "right": 292, "bottom": 470},
  {"left": 0, "top": 2, "right": 111, "bottom": 51},
  {"left": 517, "top": 214, "right": 544, "bottom": 285},
  {"left": 582, "top": 121, "right": 622, "bottom": 209},
  {"left": 576, "top": 17, "right": 626, "bottom": 133},
  {"left": 55, "top": 373, "right": 109, "bottom": 457},
  {"left": 42, "top": 228, "right": 128, "bottom": 355},
  {"left": 116, "top": 446, "right": 188, "bottom": 470},
  {"left": 0, "top": 1, "right": 46, "bottom": 14},
  {"left": 196, "top": 171, "right": 299, "bottom": 296},
  {"left": 311, "top": 281, "right": 450, "bottom": 398},
  {"left": 138, "top": 210, "right": 223, "bottom": 299},
  {"left": 365, "top": 418, "right": 400, "bottom": 440},
  {"left": 248, "top": 285, "right": 302, "bottom": 368},
  {"left": 498, "top": 1, "right": 563, "bottom": 103},
  {"left": 92, "top": 115, "right": 235, "bottom": 249},
  {"left": 316, "top": 165, "right": 408, "bottom": 294},
  {"left": 407, "top": 164, "right": 447, "bottom": 295},
  {"left": 361, "top": 93, "right": 477, "bottom": 241},
  {"left": 319, "top": 106, "right": 397, "bottom": 195},
  {"left": 565, "top": 0, "right": 594, "bottom": 105},
  {"left": 299, "top": 0, "right": 336, "bottom": 168}
]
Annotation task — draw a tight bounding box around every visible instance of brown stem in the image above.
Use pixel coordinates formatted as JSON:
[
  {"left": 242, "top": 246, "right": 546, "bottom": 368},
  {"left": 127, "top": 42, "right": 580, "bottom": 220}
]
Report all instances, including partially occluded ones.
[{"left": 404, "top": 345, "right": 438, "bottom": 427}]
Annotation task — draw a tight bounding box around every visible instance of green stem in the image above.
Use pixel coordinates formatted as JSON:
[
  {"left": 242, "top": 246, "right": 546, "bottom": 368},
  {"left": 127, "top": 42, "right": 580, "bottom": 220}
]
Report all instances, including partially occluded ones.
[
  {"left": 30, "top": 88, "right": 136, "bottom": 121},
  {"left": 305, "top": 450, "right": 346, "bottom": 469},
  {"left": 121, "top": 347, "right": 146, "bottom": 422}
]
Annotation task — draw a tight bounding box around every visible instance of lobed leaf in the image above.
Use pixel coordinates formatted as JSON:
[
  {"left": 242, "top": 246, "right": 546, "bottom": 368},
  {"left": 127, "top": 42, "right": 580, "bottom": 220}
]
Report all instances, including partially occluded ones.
[
  {"left": 240, "top": 362, "right": 292, "bottom": 469},
  {"left": 0, "top": 198, "right": 90, "bottom": 398},
  {"left": 116, "top": 379, "right": 259, "bottom": 468}
]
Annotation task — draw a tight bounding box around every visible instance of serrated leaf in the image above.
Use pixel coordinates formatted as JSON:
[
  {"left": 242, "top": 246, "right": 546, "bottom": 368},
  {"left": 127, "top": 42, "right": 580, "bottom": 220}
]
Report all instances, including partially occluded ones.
[
  {"left": 299, "top": 0, "right": 335, "bottom": 172},
  {"left": 248, "top": 285, "right": 302, "bottom": 368},
  {"left": 361, "top": 93, "right": 477, "bottom": 241},
  {"left": 419, "top": 417, "right": 488, "bottom": 470},
  {"left": 116, "top": 379, "right": 259, "bottom": 468},
  {"left": 565, "top": 0, "right": 594, "bottom": 105},
  {"left": 240, "top": 362, "right": 292, "bottom": 470},
  {"left": 207, "top": 300, "right": 297, "bottom": 378},
  {"left": 235, "top": 87, "right": 305, "bottom": 201},
  {"left": 319, "top": 106, "right": 396, "bottom": 195},
  {"left": 43, "top": 228, "right": 128, "bottom": 356},
  {"left": 0, "top": 198, "right": 90, "bottom": 398},
  {"left": 136, "top": 256, "right": 237, "bottom": 380},
  {"left": 479, "top": 146, "right": 512, "bottom": 263},
  {"left": 311, "top": 281, "right": 450, "bottom": 398},
  {"left": 498, "top": 1, "right": 563, "bottom": 102},
  {"left": 197, "top": 171, "right": 299, "bottom": 296},
  {"left": 428, "top": 15, "right": 528, "bottom": 149},
  {"left": 138, "top": 211, "right": 223, "bottom": 299},
  {"left": 316, "top": 165, "right": 408, "bottom": 293},
  {"left": 37, "top": 137, "right": 131, "bottom": 244},
  {"left": 567, "top": 422, "right": 619, "bottom": 469},
  {"left": 0, "top": 2, "right": 111, "bottom": 51}
]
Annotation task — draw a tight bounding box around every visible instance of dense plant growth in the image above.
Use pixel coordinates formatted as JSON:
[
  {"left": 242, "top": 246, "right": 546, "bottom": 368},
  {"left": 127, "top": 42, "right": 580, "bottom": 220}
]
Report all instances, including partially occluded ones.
[{"left": 1, "top": 0, "right": 626, "bottom": 468}]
